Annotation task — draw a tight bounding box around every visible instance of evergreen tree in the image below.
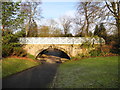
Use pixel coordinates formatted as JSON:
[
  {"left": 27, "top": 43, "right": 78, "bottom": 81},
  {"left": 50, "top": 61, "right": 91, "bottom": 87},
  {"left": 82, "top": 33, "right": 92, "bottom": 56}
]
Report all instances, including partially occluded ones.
[
  {"left": 94, "top": 25, "right": 99, "bottom": 36},
  {"left": 94, "top": 23, "right": 107, "bottom": 40},
  {"left": 98, "top": 23, "right": 107, "bottom": 40},
  {"left": 2, "top": 2, "right": 21, "bottom": 34}
]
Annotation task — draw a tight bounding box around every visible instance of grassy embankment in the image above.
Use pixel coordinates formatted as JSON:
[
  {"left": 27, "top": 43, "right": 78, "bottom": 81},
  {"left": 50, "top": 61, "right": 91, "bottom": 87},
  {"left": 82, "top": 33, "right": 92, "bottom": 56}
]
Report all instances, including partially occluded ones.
[
  {"left": 52, "top": 56, "right": 119, "bottom": 88},
  {"left": 1, "top": 54, "right": 40, "bottom": 78}
]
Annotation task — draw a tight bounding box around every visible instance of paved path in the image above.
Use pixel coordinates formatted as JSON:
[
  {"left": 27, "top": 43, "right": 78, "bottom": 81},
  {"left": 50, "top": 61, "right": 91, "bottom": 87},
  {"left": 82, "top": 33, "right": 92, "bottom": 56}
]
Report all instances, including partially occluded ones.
[{"left": 2, "top": 63, "right": 59, "bottom": 88}]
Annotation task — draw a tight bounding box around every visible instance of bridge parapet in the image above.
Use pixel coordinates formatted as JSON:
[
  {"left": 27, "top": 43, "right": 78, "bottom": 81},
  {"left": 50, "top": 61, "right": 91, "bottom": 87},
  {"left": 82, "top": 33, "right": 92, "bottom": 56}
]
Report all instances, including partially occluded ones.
[{"left": 19, "top": 37, "right": 105, "bottom": 44}]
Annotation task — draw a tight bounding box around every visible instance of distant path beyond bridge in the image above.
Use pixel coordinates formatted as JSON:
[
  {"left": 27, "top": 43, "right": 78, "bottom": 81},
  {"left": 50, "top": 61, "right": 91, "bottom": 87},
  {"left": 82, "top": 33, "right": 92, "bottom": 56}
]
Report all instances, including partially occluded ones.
[{"left": 3, "top": 63, "right": 59, "bottom": 88}]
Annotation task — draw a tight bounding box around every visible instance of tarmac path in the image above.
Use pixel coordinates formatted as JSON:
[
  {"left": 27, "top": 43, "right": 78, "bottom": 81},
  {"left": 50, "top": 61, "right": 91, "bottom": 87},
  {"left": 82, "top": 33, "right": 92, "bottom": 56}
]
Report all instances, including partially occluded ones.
[{"left": 2, "top": 63, "right": 59, "bottom": 88}]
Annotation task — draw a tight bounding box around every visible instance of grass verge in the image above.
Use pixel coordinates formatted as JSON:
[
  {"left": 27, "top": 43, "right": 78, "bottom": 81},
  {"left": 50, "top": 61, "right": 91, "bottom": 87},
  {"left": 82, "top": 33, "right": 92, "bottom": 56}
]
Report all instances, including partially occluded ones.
[
  {"left": 27, "top": 53, "right": 36, "bottom": 60},
  {"left": 52, "top": 56, "right": 119, "bottom": 88},
  {"left": 1, "top": 58, "right": 40, "bottom": 78}
]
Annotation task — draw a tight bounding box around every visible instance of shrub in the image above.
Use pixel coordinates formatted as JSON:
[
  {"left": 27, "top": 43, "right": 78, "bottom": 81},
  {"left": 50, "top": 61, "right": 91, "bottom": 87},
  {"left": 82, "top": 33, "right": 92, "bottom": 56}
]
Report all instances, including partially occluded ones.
[
  {"left": 77, "top": 53, "right": 90, "bottom": 58},
  {"left": 110, "top": 42, "right": 120, "bottom": 54},
  {"left": 2, "top": 43, "right": 26, "bottom": 57},
  {"left": 80, "top": 53, "right": 87, "bottom": 58},
  {"left": 81, "top": 40, "right": 91, "bottom": 48},
  {"left": 14, "top": 30, "right": 26, "bottom": 37},
  {"left": 101, "top": 45, "right": 111, "bottom": 54},
  {"left": 89, "top": 48, "right": 102, "bottom": 56},
  {"left": 2, "top": 31, "right": 27, "bottom": 57},
  {"left": 3, "top": 34, "right": 18, "bottom": 44},
  {"left": 13, "top": 47, "right": 27, "bottom": 57},
  {"left": 106, "top": 34, "right": 119, "bottom": 54},
  {"left": 2, "top": 45, "right": 13, "bottom": 57}
]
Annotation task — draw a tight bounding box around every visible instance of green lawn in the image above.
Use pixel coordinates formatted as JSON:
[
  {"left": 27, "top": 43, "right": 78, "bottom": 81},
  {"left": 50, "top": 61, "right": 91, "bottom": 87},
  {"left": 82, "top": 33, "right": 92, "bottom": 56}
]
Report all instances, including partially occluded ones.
[
  {"left": 2, "top": 58, "right": 40, "bottom": 78},
  {"left": 27, "top": 53, "right": 36, "bottom": 60},
  {"left": 52, "top": 56, "right": 119, "bottom": 88}
]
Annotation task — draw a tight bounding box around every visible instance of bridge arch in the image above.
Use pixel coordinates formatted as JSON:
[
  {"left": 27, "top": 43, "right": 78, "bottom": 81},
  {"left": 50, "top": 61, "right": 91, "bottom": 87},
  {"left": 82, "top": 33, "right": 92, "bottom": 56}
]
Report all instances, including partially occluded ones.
[
  {"left": 20, "top": 37, "right": 105, "bottom": 58},
  {"left": 35, "top": 45, "right": 71, "bottom": 59}
]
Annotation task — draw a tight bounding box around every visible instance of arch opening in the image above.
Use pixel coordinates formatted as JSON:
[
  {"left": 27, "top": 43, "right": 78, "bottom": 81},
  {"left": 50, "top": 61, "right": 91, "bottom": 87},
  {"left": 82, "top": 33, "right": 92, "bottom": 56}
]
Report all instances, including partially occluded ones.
[{"left": 36, "top": 48, "right": 71, "bottom": 60}]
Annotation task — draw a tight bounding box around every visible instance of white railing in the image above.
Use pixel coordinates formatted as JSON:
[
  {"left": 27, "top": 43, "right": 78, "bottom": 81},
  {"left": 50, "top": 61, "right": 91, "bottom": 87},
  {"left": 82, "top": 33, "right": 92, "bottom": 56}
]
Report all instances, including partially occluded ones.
[{"left": 19, "top": 37, "right": 105, "bottom": 44}]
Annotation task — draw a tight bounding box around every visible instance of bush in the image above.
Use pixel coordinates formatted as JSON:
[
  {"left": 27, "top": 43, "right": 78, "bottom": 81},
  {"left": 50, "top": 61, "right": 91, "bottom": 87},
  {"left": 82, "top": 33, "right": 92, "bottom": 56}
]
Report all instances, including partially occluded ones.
[
  {"left": 13, "top": 47, "right": 27, "bottom": 57},
  {"left": 3, "top": 34, "right": 18, "bottom": 44},
  {"left": 14, "top": 30, "right": 26, "bottom": 37},
  {"left": 110, "top": 41, "right": 120, "bottom": 54},
  {"left": 89, "top": 48, "right": 102, "bottom": 56},
  {"left": 2, "top": 43, "right": 26, "bottom": 57},
  {"left": 110, "top": 46, "right": 120, "bottom": 54},
  {"left": 106, "top": 34, "right": 119, "bottom": 54},
  {"left": 78, "top": 53, "right": 90, "bottom": 58},
  {"left": 81, "top": 40, "right": 92, "bottom": 48},
  {"left": 2, "top": 31, "right": 27, "bottom": 57},
  {"left": 2, "top": 45, "right": 13, "bottom": 57},
  {"left": 101, "top": 45, "right": 111, "bottom": 54}
]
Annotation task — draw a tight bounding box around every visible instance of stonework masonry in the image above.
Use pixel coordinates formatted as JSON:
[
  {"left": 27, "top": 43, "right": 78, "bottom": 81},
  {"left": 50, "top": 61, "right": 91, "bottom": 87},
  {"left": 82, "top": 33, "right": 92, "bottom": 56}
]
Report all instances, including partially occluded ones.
[{"left": 19, "top": 37, "right": 105, "bottom": 57}]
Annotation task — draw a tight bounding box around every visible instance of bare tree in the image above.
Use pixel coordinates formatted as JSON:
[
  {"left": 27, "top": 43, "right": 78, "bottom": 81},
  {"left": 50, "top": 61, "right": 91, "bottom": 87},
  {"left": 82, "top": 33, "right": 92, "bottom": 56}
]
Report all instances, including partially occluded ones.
[
  {"left": 60, "top": 16, "right": 72, "bottom": 35},
  {"left": 21, "top": 1, "right": 42, "bottom": 37},
  {"left": 27, "top": 19, "right": 38, "bottom": 37},
  {"left": 77, "top": 2, "right": 103, "bottom": 36},
  {"left": 38, "top": 26, "right": 50, "bottom": 37},
  {"left": 105, "top": 0, "right": 120, "bottom": 37},
  {"left": 73, "top": 15, "right": 83, "bottom": 36},
  {"left": 47, "top": 19, "right": 58, "bottom": 33},
  {"left": 48, "top": 19, "right": 62, "bottom": 36}
]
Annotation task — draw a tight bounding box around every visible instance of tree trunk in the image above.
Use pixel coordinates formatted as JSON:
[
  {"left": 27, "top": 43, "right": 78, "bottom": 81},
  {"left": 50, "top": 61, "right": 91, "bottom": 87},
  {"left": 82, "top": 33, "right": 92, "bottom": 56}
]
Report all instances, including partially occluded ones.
[{"left": 84, "top": 5, "right": 89, "bottom": 36}]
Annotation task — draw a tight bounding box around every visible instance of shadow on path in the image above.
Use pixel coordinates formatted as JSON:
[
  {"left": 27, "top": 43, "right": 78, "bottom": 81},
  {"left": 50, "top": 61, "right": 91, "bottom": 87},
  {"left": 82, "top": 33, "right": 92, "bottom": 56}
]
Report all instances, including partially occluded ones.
[{"left": 2, "top": 63, "right": 59, "bottom": 88}]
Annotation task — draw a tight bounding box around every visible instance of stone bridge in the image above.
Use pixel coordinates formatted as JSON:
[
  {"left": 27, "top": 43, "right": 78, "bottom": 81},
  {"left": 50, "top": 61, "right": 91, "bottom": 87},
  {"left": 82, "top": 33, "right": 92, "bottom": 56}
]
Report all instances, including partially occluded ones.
[{"left": 19, "top": 37, "right": 105, "bottom": 58}]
